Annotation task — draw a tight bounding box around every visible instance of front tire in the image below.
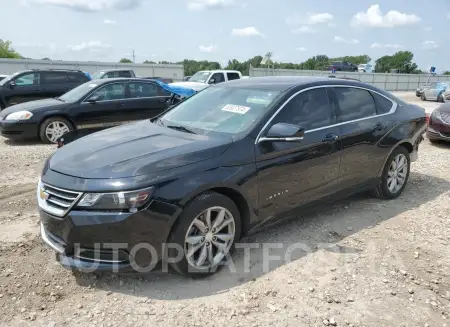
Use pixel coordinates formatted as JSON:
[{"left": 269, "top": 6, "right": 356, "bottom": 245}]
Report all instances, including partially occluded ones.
[
  {"left": 438, "top": 93, "right": 445, "bottom": 103},
  {"left": 372, "top": 146, "right": 411, "bottom": 199},
  {"left": 168, "top": 192, "right": 241, "bottom": 278},
  {"left": 39, "top": 117, "right": 73, "bottom": 144}
]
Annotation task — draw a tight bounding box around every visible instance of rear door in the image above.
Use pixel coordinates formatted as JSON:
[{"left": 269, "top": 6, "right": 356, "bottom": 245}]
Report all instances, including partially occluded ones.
[
  {"left": 4, "top": 72, "right": 43, "bottom": 106},
  {"left": 41, "top": 71, "right": 71, "bottom": 98},
  {"left": 70, "top": 81, "right": 128, "bottom": 130},
  {"left": 125, "top": 81, "right": 170, "bottom": 120},
  {"left": 255, "top": 87, "right": 341, "bottom": 219},
  {"left": 329, "top": 86, "right": 396, "bottom": 192}
]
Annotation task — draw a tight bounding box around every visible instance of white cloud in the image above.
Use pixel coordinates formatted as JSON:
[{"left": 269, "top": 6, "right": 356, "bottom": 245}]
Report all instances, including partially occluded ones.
[
  {"left": 447, "top": 12, "right": 450, "bottom": 19},
  {"left": 296, "top": 47, "right": 307, "bottom": 51},
  {"left": 370, "top": 43, "right": 403, "bottom": 49},
  {"left": 351, "top": 4, "right": 421, "bottom": 28},
  {"left": 292, "top": 26, "right": 316, "bottom": 34},
  {"left": 187, "top": 0, "right": 234, "bottom": 10},
  {"left": 231, "top": 27, "right": 264, "bottom": 37},
  {"left": 334, "top": 36, "right": 359, "bottom": 44},
  {"left": 425, "top": 26, "right": 432, "bottom": 31},
  {"left": 103, "top": 19, "right": 117, "bottom": 25},
  {"left": 198, "top": 45, "right": 218, "bottom": 52},
  {"left": 422, "top": 40, "right": 439, "bottom": 50},
  {"left": 67, "top": 40, "right": 111, "bottom": 51},
  {"left": 286, "top": 12, "right": 334, "bottom": 26},
  {"left": 23, "top": 0, "right": 143, "bottom": 12}
]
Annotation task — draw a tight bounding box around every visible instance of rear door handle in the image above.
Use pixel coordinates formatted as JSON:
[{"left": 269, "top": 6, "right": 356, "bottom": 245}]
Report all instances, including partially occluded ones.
[
  {"left": 373, "top": 122, "right": 386, "bottom": 131},
  {"left": 322, "top": 133, "right": 339, "bottom": 143}
]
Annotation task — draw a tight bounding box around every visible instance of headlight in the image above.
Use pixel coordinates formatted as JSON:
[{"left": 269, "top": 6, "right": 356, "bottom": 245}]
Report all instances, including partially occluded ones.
[
  {"left": 432, "top": 110, "right": 444, "bottom": 122},
  {"left": 77, "top": 187, "right": 154, "bottom": 211},
  {"left": 5, "top": 111, "right": 33, "bottom": 120}
]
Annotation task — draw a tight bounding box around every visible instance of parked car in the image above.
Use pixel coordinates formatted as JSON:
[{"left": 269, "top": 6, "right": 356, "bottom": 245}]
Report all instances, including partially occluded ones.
[
  {"left": 427, "top": 102, "right": 450, "bottom": 142},
  {"left": 0, "top": 69, "right": 90, "bottom": 110},
  {"left": 0, "top": 74, "right": 8, "bottom": 81},
  {"left": 179, "top": 70, "right": 242, "bottom": 86},
  {"left": 416, "top": 83, "right": 432, "bottom": 97},
  {"left": 0, "top": 78, "right": 172, "bottom": 143},
  {"left": 184, "top": 76, "right": 192, "bottom": 81},
  {"left": 37, "top": 76, "right": 427, "bottom": 277},
  {"left": 91, "top": 69, "right": 136, "bottom": 79},
  {"left": 420, "top": 82, "right": 449, "bottom": 102},
  {"left": 357, "top": 64, "right": 373, "bottom": 73},
  {"left": 326, "top": 61, "right": 358, "bottom": 72}
]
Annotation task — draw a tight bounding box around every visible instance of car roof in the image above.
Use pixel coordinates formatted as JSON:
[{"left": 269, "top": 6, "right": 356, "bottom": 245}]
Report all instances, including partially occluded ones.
[
  {"left": 220, "top": 76, "right": 371, "bottom": 91},
  {"left": 88, "top": 77, "right": 160, "bottom": 84},
  {"left": 16, "top": 69, "right": 84, "bottom": 73}
]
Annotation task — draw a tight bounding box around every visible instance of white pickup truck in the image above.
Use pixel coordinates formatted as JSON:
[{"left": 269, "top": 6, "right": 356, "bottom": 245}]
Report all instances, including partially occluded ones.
[{"left": 170, "top": 70, "right": 243, "bottom": 90}]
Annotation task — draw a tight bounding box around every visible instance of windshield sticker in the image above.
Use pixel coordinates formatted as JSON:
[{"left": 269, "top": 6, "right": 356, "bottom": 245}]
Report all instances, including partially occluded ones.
[{"left": 221, "top": 104, "right": 251, "bottom": 114}]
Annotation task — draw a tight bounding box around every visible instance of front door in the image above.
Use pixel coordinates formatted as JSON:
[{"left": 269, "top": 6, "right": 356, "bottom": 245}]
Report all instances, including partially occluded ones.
[
  {"left": 126, "top": 81, "right": 170, "bottom": 120},
  {"left": 4, "top": 72, "right": 43, "bottom": 106},
  {"left": 328, "top": 86, "right": 396, "bottom": 192},
  {"left": 70, "top": 82, "right": 128, "bottom": 131},
  {"left": 255, "top": 87, "right": 341, "bottom": 220}
]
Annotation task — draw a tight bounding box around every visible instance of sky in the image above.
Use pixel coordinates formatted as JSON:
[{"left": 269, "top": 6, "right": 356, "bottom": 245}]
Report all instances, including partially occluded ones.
[{"left": 1, "top": 0, "right": 450, "bottom": 72}]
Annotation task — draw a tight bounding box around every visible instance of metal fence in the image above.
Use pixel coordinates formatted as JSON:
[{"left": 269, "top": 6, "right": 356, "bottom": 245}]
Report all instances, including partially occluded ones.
[
  {"left": 249, "top": 67, "right": 450, "bottom": 91},
  {"left": 0, "top": 59, "right": 185, "bottom": 81}
]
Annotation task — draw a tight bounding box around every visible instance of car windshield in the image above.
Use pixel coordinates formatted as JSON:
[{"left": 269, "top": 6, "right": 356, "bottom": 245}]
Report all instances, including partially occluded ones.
[
  {"left": 158, "top": 86, "right": 282, "bottom": 136},
  {"left": 91, "top": 71, "right": 105, "bottom": 80},
  {"left": 189, "top": 71, "right": 211, "bottom": 83},
  {"left": 58, "top": 81, "right": 100, "bottom": 102},
  {"left": 0, "top": 72, "right": 19, "bottom": 86}
]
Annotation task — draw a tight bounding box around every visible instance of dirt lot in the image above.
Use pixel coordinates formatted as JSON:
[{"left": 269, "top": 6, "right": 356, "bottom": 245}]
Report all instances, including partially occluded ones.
[{"left": 0, "top": 93, "right": 449, "bottom": 327}]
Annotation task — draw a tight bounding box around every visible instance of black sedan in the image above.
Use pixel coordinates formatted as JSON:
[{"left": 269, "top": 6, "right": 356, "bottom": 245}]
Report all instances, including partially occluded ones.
[
  {"left": 0, "top": 78, "right": 171, "bottom": 143},
  {"left": 38, "top": 76, "right": 427, "bottom": 277},
  {"left": 427, "top": 102, "right": 450, "bottom": 142}
]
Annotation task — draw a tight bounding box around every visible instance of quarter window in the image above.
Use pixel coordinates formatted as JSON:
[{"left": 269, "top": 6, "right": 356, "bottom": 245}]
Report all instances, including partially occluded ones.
[
  {"left": 129, "top": 82, "right": 159, "bottom": 98},
  {"left": 371, "top": 92, "right": 393, "bottom": 114},
  {"left": 90, "top": 83, "right": 126, "bottom": 101},
  {"left": 67, "top": 72, "right": 88, "bottom": 83},
  {"left": 332, "top": 87, "right": 376, "bottom": 123},
  {"left": 14, "top": 73, "right": 40, "bottom": 86},
  {"left": 118, "top": 71, "right": 132, "bottom": 78},
  {"left": 271, "top": 88, "right": 332, "bottom": 130}
]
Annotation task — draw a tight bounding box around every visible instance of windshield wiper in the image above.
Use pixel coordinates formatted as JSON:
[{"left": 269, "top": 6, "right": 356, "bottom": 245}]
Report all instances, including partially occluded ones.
[{"left": 166, "top": 125, "right": 196, "bottom": 134}]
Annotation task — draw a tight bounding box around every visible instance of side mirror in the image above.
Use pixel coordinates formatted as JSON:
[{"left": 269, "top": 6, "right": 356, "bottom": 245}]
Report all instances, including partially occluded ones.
[
  {"left": 208, "top": 78, "right": 215, "bottom": 84},
  {"left": 259, "top": 123, "right": 305, "bottom": 143},
  {"left": 9, "top": 81, "right": 16, "bottom": 89},
  {"left": 87, "top": 95, "right": 100, "bottom": 103}
]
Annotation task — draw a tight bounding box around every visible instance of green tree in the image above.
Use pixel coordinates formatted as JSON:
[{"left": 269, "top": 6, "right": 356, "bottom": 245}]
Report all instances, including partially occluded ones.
[
  {"left": 119, "top": 58, "right": 133, "bottom": 63},
  {"left": 444, "top": 71, "right": 450, "bottom": 75},
  {"left": 333, "top": 55, "right": 371, "bottom": 65},
  {"left": 374, "top": 51, "right": 418, "bottom": 73},
  {"left": 143, "top": 60, "right": 156, "bottom": 64},
  {"left": 0, "top": 39, "right": 21, "bottom": 59}
]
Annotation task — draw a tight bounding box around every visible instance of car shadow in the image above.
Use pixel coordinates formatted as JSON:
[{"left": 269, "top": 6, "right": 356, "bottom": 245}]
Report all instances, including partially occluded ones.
[
  {"left": 2, "top": 139, "right": 43, "bottom": 146},
  {"left": 428, "top": 139, "right": 450, "bottom": 149},
  {"left": 73, "top": 171, "right": 449, "bottom": 300}
]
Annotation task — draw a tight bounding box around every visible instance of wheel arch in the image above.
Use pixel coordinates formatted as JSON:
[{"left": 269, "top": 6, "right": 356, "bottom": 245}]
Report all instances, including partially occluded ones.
[
  {"left": 377, "top": 140, "right": 414, "bottom": 177},
  {"left": 37, "top": 114, "right": 76, "bottom": 137}
]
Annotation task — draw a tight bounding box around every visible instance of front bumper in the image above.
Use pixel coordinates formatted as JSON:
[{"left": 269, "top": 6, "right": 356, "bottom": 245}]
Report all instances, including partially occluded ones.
[
  {"left": 427, "top": 119, "right": 450, "bottom": 142},
  {"left": 38, "top": 180, "right": 181, "bottom": 273},
  {"left": 0, "top": 119, "right": 38, "bottom": 140}
]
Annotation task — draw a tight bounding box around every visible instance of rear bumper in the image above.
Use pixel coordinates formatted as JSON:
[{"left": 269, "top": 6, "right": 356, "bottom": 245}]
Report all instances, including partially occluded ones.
[{"left": 0, "top": 119, "right": 38, "bottom": 140}]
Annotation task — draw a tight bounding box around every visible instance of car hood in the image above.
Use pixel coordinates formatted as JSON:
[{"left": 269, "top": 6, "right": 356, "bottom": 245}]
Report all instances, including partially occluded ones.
[
  {"left": 49, "top": 120, "right": 232, "bottom": 179},
  {"left": 437, "top": 103, "right": 450, "bottom": 113},
  {"left": 0, "top": 98, "right": 68, "bottom": 117}
]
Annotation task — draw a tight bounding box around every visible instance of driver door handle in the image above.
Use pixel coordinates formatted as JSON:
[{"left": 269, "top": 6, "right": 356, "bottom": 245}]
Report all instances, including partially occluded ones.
[{"left": 322, "top": 133, "right": 339, "bottom": 143}]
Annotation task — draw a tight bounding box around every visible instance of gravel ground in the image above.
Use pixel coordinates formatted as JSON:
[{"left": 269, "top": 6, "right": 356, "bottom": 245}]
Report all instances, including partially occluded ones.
[{"left": 0, "top": 92, "right": 449, "bottom": 327}]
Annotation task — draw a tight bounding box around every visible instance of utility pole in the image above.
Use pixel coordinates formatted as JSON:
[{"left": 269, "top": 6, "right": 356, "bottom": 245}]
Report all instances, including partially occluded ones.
[{"left": 132, "top": 50, "right": 135, "bottom": 63}]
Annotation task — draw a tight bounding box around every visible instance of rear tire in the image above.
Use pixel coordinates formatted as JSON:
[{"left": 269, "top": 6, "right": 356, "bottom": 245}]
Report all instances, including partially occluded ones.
[
  {"left": 372, "top": 146, "right": 411, "bottom": 199},
  {"left": 39, "top": 117, "right": 73, "bottom": 144},
  {"left": 438, "top": 93, "right": 445, "bottom": 103},
  {"left": 421, "top": 93, "right": 426, "bottom": 101},
  {"left": 168, "top": 192, "right": 241, "bottom": 278}
]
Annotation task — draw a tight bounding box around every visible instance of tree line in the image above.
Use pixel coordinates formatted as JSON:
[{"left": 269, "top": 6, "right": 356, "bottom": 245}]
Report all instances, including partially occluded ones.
[{"left": 1, "top": 39, "right": 449, "bottom": 76}]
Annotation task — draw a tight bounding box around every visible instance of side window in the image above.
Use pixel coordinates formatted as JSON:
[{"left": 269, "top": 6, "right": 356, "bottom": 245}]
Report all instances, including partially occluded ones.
[
  {"left": 333, "top": 87, "right": 376, "bottom": 123},
  {"left": 118, "top": 71, "right": 132, "bottom": 78},
  {"left": 67, "top": 72, "right": 88, "bottom": 83},
  {"left": 42, "top": 72, "right": 68, "bottom": 84},
  {"left": 90, "top": 83, "right": 126, "bottom": 101},
  {"left": 14, "top": 73, "right": 40, "bottom": 86},
  {"left": 210, "top": 73, "right": 225, "bottom": 84},
  {"left": 271, "top": 88, "right": 332, "bottom": 130},
  {"left": 371, "top": 92, "right": 394, "bottom": 115},
  {"left": 227, "top": 72, "right": 240, "bottom": 81},
  {"left": 104, "top": 72, "right": 118, "bottom": 79},
  {"left": 128, "top": 82, "right": 159, "bottom": 98}
]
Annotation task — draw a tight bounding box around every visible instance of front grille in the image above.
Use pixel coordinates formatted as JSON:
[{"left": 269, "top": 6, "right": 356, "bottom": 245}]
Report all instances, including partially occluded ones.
[{"left": 37, "top": 181, "right": 82, "bottom": 217}]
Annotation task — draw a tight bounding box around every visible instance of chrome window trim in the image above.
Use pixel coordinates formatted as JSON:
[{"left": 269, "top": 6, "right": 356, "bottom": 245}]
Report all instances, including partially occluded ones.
[{"left": 255, "top": 84, "right": 397, "bottom": 144}]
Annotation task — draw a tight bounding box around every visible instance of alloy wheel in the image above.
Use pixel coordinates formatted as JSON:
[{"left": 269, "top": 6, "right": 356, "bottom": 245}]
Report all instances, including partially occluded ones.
[
  {"left": 387, "top": 154, "right": 408, "bottom": 194},
  {"left": 45, "top": 121, "right": 70, "bottom": 143},
  {"left": 184, "top": 206, "right": 236, "bottom": 270}
]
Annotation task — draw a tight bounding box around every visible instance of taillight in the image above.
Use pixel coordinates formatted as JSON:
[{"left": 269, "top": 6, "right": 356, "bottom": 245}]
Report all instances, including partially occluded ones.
[{"left": 426, "top": 113, "right": 430, "bottom": 125}]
